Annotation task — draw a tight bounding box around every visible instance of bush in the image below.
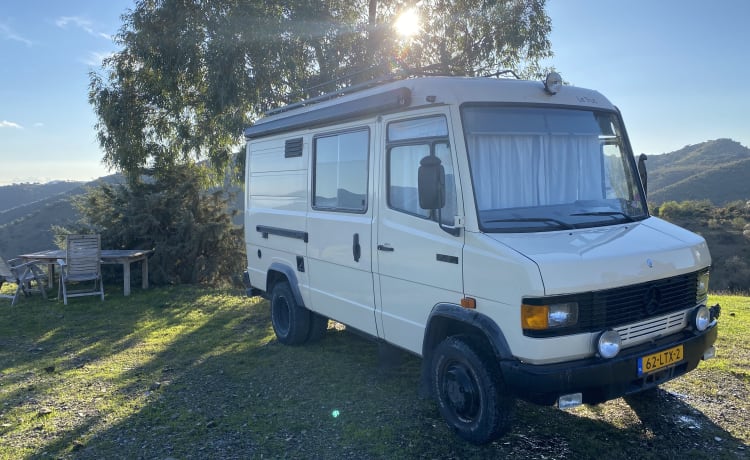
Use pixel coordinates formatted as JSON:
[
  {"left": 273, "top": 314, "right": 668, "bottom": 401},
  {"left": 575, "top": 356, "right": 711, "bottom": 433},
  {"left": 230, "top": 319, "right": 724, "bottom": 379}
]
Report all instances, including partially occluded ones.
[{"left": 55, "top": 164, "right": 245, "bottom": 286}]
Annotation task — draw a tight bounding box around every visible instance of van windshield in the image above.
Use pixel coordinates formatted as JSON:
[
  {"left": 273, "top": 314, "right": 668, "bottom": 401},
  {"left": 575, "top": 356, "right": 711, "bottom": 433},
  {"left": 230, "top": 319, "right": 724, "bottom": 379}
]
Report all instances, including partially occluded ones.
[{"left": 462, "top": 106, "right": 648, "bottom": 232}]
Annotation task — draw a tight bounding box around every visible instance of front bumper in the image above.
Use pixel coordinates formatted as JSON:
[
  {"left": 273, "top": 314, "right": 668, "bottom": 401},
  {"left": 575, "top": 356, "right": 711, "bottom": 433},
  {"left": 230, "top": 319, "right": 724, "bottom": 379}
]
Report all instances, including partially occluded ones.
[{"left": 500, "top": 323, "right": 718, "bottom": 406}]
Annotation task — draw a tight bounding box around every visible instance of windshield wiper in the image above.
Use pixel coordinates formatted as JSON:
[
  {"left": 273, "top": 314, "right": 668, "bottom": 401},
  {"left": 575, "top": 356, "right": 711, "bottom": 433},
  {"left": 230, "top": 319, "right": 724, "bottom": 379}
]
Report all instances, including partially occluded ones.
[
  {"left": 485, "top": 217, "right": 576, "bottom": 230},
  {"left": 570, "top": 211, "right": 635, "bottom": 222}
]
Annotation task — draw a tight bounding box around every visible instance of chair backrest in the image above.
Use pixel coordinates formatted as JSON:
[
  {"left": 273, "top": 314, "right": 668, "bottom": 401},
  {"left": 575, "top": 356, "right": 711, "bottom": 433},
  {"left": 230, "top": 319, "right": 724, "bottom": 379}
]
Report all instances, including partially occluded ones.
[
  {"left": 66, "top": 234, "right": 101, "bottom": 276},
  {"left": 0, "top": 257, "right": 13, "bottom": 278}
]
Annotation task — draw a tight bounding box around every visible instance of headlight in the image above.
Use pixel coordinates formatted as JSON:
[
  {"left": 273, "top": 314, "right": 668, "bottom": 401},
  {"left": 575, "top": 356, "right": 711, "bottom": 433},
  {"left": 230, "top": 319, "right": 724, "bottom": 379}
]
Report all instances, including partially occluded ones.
[
  {"left": 522, "top": 302, "right": 578, "bottom": 330},
  {"left": 693, "top": 305, "right": 711, "bottom": 331},
  {"left": 696, "top": 271, "right": 709, "bottom": 302},
  {"left": 597, "top": 330, "right": 622, "bottom": 359}
]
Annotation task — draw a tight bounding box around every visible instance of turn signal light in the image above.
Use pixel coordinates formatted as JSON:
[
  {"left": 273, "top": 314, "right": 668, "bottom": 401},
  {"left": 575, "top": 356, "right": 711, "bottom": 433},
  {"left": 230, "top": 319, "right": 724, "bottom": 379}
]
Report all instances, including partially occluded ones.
[{"left": 461, "top": 297, "right": 476, "bottom": 309}]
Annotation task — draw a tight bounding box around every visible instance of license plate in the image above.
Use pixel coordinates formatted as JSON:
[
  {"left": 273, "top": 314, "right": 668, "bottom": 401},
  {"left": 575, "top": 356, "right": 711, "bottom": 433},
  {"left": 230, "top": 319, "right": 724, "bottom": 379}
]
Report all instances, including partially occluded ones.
[{"left": 637, "top": 345, "right": 684, "bottom": 376}]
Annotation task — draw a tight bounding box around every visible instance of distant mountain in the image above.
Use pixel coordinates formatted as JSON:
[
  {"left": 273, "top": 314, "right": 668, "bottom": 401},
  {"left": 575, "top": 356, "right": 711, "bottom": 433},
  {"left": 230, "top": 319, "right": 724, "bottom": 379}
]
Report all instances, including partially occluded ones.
[
  {"left": 0, "top": 181, "right": 83, "bottom": 214},
  {"left": 645, "top": 138, "right": 750, "bottom": 205},
  {"left": 0, "top": 175, "right": 123, "bottom": 258}
]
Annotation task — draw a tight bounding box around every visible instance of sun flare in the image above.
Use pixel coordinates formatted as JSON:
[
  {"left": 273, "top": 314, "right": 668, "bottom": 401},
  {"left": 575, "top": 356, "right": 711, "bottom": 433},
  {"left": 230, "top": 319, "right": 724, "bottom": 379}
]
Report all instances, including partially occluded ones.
[{"left": 394, "top": 8, "right": 420, "bottom": 37}]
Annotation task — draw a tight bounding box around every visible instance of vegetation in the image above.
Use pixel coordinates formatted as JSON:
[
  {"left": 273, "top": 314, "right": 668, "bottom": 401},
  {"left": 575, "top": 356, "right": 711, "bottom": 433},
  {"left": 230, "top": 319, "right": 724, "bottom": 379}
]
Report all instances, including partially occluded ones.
[
  {"left": 89, "top": 0, "right": 552, "bottom": 180},
  {"left": 0, "top": 285, "right": 747, "bottom": 459},
  {"left": 52, "top": 164, "right": 244, "bottom": 286},
  {"left": 654, "top": 200, "right": 750, "bottom": 293}
]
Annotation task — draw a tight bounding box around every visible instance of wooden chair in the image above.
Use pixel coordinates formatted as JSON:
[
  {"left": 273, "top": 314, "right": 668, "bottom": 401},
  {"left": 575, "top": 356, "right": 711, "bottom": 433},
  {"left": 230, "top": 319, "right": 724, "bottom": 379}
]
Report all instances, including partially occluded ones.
[
  {"left": 0, "top": 256, "right": 48, "bottom": 306},
  {"left": 58, "top": 234, "right": 104, "bottom": 305}
]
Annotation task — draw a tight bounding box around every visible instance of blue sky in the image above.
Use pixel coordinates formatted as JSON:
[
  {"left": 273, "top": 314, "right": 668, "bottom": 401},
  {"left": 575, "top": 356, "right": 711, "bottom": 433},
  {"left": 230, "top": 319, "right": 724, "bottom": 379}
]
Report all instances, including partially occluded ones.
[{"left": 1, "top": 1, "right": 748, "bottom": 185}]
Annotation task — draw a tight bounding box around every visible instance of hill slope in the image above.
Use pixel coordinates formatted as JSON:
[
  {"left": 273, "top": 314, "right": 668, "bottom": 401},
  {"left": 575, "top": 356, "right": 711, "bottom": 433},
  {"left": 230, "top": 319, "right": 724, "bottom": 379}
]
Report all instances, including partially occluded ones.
[
  {"left": 0, "top": 175, "right": 123, "bottom": 257},
  {"left": 0, "top": 181, "right": 83, "bottom": 215},
  {"left": 646, "top": 138, "right": 750, "bottom": 205}
]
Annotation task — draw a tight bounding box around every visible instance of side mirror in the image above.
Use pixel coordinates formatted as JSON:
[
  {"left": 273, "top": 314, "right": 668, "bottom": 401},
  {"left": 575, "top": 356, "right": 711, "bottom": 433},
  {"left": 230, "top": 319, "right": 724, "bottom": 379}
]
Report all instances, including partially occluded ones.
[{"left": 418, "top": 155, "right": 445, "bottom": 210}]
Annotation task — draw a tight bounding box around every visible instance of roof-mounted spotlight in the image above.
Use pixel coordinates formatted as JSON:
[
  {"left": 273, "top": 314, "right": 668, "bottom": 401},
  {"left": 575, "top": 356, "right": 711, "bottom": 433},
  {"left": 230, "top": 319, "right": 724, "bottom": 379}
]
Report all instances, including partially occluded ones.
[{"left": 544, "top": 72, "right": 562, "bottom": 95}]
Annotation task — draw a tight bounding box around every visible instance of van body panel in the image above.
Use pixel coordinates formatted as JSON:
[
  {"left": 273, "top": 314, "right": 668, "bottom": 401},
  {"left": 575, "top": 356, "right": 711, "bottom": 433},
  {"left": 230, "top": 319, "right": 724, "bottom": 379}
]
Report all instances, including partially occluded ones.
[
  {"left": 375, "top": 108, "right": 465, "bottom": 354},
  {"left": 487, "top": 217, "right": 711, "bottom": 295},
  {"left": 307, "top": 210, "right": 377, "bottom": 335}
]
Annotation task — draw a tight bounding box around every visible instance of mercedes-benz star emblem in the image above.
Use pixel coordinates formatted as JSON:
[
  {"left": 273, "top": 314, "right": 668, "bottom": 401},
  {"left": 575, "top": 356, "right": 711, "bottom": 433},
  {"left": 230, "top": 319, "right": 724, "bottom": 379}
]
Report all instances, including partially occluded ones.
[{"left": 643, "top": 286, "right": 661, "bottom": 315}]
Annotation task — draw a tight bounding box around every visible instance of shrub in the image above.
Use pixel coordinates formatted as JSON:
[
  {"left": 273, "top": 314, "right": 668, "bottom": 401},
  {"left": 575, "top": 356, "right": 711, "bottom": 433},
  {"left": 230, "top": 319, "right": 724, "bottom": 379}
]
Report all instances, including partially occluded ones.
[{"left": 55, "top": 164, "right": 245, "bottom": 286}]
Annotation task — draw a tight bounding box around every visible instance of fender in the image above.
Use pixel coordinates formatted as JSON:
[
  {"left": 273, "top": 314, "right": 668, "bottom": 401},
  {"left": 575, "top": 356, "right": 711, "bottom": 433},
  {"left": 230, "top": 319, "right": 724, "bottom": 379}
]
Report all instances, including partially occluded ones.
[
  {"left": 419, "top": 303, "right": 513, "bottom": 396},
  {"left": 267, "top": 262, "right": 305, "bottom": 308}
]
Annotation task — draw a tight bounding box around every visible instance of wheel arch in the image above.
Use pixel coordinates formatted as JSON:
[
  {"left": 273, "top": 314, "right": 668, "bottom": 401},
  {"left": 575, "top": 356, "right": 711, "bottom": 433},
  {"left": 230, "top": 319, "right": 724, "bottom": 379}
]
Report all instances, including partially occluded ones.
[
  {"left": 420, "top": 303, "right": 513, "bottom": 396},
  {"left": 266, "top": 262, "right": 305, "bottom": 308}
]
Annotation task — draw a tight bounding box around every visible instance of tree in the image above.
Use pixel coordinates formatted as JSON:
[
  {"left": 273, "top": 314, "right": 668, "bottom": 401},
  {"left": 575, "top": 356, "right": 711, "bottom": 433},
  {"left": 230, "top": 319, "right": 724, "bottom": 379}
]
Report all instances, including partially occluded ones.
[
  {"left": 90, "top": 0, "right": 551, "bottom": 180},
  {"left": 56, "top": 164, "right": 244, "bottom": 286}
]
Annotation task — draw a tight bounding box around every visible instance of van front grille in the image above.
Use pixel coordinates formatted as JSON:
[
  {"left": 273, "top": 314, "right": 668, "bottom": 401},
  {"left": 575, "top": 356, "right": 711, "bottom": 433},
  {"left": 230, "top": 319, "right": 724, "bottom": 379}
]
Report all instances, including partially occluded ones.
[
  {"left": 522, "top": 269, "right": 704, "bottom": 338},
  {"left": 615, "top": 311, "right": 687, "bottom": 347}
]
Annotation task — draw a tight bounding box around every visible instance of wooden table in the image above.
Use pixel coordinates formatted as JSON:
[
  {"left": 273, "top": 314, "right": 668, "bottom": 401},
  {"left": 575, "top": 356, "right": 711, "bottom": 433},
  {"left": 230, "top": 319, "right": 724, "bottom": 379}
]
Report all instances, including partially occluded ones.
[{"left": 19, "top": 249, "right": 153, "bottom": 296}]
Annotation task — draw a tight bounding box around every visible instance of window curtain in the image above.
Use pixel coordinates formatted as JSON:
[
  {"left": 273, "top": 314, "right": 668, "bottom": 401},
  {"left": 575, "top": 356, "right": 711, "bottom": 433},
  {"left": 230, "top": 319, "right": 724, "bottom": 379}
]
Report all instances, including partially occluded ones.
[{"left": 468, "top": 134, "right": 603, "bottom": 210}]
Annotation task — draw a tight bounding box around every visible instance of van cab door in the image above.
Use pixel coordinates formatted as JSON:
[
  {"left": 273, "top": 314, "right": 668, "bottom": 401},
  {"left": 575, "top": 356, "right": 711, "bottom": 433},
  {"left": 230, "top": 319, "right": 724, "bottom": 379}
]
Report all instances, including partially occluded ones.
[
  {"left": 306, "top": 126, "right": 378, "bottom": 336},
  {"left": 375, "top": 112, "right": 465, "bottom": 354}
]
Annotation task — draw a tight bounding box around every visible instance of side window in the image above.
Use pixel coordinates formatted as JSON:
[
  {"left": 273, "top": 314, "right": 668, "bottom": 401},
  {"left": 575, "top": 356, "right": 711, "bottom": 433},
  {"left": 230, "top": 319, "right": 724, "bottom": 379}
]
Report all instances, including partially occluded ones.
[
  {"left": 313, "top": 129, "right": 369, "bottom": 212},
  {"left": 387, "top": 116, "right": 457, "bottom": 225},
  {"left": 389, "top": 144, "right": 432, "bottom": 219}
]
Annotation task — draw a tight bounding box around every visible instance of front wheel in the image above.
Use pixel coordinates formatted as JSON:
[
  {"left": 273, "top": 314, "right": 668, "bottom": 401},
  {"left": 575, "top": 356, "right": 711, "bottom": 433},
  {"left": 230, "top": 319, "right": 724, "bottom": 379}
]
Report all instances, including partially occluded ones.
[
  {"left": 270, "top": 281, "right": 310, "bottom": 345},
  {"left": 431, "top": 336, "right": 515, "bottom": 444}
]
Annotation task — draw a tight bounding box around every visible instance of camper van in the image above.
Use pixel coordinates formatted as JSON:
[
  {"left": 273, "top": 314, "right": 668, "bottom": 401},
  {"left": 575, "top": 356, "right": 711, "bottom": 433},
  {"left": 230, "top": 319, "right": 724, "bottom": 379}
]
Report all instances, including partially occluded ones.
[{"left": 242, "top": 73, "right": 720, "bottom": 444}]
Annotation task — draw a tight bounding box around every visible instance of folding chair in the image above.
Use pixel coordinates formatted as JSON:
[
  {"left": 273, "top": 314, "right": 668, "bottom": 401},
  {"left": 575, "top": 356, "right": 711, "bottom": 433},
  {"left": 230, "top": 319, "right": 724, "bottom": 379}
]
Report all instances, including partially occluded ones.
[
  {"left": 0, "top": 256, "right": 48, "bottom": 306},
  {"left": 58, "top": 234, "right": 105, "bottom": 305}
]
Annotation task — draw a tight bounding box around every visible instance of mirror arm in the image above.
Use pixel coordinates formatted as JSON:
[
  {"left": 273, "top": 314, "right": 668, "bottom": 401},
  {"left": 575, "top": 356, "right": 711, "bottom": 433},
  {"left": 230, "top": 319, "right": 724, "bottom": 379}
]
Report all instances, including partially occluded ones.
[{"left": 437, "top": 209, "right": 461, "bottom": 237}]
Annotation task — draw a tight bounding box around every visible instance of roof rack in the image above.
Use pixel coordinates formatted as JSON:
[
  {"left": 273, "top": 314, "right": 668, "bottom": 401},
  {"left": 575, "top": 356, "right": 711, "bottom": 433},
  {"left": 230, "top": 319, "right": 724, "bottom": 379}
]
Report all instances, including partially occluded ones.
[
  {"left": 264, "top": 71, "right": 405, "bottom": 117},
  {"left": 263, "top": 63, "right": 461, "bottom": 118}
]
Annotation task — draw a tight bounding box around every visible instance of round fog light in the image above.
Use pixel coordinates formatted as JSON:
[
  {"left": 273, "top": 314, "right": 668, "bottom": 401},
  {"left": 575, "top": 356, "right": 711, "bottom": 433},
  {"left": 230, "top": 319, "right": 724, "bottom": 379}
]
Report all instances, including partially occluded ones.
[
  {"left": 694, "top": 306, "right": 711, "bottom": 331},
  {"left": 598, "top": 330, "right": 622, "bottom": 359}
]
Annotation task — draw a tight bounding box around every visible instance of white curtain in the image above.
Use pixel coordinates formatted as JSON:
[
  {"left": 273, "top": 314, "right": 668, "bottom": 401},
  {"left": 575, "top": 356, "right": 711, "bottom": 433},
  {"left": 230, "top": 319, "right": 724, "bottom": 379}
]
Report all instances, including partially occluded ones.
[{"left": 468, "top": 134, "right": 603, "bottom": 210}]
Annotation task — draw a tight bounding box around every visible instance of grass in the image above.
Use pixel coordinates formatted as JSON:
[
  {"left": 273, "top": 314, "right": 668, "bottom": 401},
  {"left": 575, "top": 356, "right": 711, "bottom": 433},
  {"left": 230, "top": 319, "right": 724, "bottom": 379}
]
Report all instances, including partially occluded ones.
[{"left": 0, "top": 284, "right": 748, "bottom": 459}]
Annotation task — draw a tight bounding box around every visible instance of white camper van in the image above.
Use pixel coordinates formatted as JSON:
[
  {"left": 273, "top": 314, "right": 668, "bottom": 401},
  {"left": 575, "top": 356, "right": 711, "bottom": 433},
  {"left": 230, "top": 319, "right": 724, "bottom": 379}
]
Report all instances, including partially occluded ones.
[{"left": 243, "top": 73, "right": 720, "bottom": 444}]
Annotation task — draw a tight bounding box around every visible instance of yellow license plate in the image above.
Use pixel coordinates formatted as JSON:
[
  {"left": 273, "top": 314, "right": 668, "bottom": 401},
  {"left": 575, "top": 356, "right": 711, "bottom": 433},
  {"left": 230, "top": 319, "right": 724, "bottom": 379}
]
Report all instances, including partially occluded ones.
[{"left": 637, "top": 345, "right": 684, "bottom": 376}]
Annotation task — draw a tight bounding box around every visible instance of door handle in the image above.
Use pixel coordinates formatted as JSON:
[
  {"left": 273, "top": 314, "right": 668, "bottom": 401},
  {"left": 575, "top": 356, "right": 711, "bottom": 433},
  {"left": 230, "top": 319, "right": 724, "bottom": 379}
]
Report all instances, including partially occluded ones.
[
  {"left": 377, "top": 244, "right": 394, "bottom": 252},
  {"left": 353, "top": 233, "right": 361, "bottom": 262}
]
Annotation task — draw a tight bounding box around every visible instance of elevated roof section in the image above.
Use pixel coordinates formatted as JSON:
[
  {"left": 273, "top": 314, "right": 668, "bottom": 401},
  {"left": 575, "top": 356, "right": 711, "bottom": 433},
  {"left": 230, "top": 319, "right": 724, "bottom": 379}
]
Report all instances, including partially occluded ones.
[{"left": 244, "top": 76, "right": 615, "bottom": 140}]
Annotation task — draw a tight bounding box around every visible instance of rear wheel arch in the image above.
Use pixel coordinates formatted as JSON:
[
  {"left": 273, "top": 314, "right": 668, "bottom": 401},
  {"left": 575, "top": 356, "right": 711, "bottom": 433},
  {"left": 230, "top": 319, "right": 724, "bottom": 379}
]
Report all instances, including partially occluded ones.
[
  {"left": 266, "top": 262, "right": 329, "bottom": 344},
  {"left": 266, "top": 262, "right": 304, "bottom": 307}
]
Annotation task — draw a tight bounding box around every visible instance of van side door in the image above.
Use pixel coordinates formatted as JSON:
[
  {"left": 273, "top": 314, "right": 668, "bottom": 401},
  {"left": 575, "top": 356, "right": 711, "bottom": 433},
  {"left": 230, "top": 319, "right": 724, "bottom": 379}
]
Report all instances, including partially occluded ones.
[
  {"left": 306, "top": 125, "right": 378, "bottom": 336},
  {"left": 375, "top": 113, "right": 465, "bottom": 354}
]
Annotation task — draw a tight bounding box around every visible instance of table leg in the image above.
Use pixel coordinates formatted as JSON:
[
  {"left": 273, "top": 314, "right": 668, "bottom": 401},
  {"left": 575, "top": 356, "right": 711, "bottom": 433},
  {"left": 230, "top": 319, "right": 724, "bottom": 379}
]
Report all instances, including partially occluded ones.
[
  {"left": 123, "top": 262, "right": 131, "bottom": 296},
  {"left": 46, "top": 263, "right": 55, "bottom": 289},
  {"left": 141, "top": 257, "right": 149, "bottom": 289}
]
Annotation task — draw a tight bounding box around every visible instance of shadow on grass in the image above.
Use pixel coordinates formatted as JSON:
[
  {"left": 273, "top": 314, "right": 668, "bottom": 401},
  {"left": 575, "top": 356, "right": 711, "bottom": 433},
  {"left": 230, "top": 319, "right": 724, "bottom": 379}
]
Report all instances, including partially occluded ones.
[{"left": 1, "top": 287, "right": 747, "bottom": 459}]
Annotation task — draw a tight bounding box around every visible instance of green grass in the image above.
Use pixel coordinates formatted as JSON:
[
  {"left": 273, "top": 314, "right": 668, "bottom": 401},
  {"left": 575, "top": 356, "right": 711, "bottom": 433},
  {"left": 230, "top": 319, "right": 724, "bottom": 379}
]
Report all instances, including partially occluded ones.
[{"left": 0, "top": 285, "right": 748, "bottom": 459}]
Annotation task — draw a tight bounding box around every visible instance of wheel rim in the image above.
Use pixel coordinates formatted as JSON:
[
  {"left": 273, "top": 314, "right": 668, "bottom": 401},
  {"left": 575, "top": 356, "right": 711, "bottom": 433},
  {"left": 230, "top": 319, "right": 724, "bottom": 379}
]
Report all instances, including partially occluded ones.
[
  {"left": 273, "top": 295, "right": 291, "bottom": 336},
  {"left": 442, "top": 362, "right": 481, "bottom": 423}
]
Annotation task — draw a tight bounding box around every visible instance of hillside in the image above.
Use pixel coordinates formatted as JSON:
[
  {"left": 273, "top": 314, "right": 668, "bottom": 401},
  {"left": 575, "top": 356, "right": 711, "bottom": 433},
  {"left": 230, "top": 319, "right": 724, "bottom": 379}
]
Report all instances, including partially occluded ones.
[
  {"left": 646, "top": 138, "right": 750, "bottom": 205},
  {"left": 0, "top": 181, "right": 83, "bottom": 214},
  {"left": 0, "top": 175, "right": 123, "bottom": 257}
]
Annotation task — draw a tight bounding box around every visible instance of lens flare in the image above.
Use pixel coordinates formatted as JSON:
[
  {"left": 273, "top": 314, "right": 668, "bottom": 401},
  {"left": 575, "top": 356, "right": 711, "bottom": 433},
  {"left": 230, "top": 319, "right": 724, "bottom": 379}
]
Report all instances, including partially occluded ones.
[{"left": 394, "top": 8, "right": 420, "bottom": 37}]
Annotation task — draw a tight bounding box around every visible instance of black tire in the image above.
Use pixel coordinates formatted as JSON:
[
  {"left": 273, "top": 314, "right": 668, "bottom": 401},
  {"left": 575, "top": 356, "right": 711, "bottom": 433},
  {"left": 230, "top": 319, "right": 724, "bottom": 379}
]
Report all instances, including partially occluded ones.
[
  {"left": 270, "top": 281, "right": 311, "bottom": 345},
  {"left": 431, "top": 336, "right": 515, "bottom": 444},
  {"left": 307, "top": 312, "right": 329, "bottom": 343}
]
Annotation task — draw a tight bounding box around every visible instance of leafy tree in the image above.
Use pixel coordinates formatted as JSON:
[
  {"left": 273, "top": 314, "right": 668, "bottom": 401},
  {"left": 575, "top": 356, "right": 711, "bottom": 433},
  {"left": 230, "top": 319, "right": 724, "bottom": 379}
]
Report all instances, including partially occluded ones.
[
  {"left": 55, "top": 164, "right": 244, "bottom": 286},
  {"left": 90, "top": 0, "right": 552, "bottom": 180}
]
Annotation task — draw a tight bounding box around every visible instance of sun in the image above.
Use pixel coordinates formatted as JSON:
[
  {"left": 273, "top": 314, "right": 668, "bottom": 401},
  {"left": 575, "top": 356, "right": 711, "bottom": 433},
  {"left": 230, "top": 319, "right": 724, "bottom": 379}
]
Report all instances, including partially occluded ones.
[{"left": 394, "top": 8, "right": 420, "bottom": 38}]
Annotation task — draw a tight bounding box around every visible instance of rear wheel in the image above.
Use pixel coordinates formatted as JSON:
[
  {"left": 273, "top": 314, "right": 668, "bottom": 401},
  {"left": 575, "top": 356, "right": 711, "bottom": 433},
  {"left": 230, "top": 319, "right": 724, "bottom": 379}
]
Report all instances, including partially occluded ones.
[
  {"left": 270, "top": 281, "right": 310, "bottom": 345},
  {"left": 432, "top": 336, "right": 515, "bottom": 444}
]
